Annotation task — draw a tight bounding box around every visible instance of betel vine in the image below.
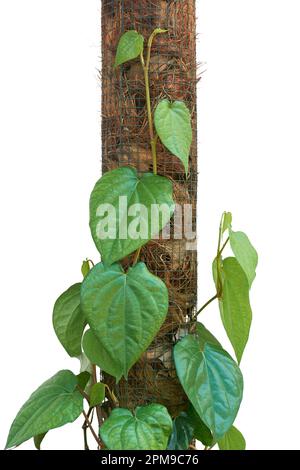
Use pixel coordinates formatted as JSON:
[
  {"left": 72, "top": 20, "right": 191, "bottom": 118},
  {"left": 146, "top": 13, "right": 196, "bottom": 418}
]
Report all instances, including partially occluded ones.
[{"left": 5, "top": 29, "right": 257, "bottom": 451}]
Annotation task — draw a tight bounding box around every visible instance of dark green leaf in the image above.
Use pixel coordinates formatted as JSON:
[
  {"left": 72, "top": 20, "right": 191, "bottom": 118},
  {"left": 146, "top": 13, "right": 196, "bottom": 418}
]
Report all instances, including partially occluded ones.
[
  {"left": 52, "top": 283, "right": 86, "bottom": 357},
  {"left": 89, "top": 167, "right": 174, "bottom": 264},
  {"left": 154, "top": 100, "right": 192, "bottom": 174},
  {"left": 218, "top": 425, "right": 246, "bottom": 450},
  {"left": 229, "top": 229, "right": 258, "bottom": 287},
  {"left": 5, "top": 370, "right": 83, "bottom": 449},
  {"left": 100, "top": 404, "right": 172, "bottom": 450},
  {"left": 33, "top": 432, "right": 47, "bottom": 450},
  {"left": 81, "top": 262, "right": 168, "bottom": 380},
  {"left": 220, "top": 257, "right": 252, "bottom": 363},
  {"left": 167, "top": 412, "right": 194, "bottom": 450},
  {"left": 187, "top": 404, "right": 213, "bottom": 446},
  {"left": 90, "top": 383, "right": 105, "bottom": 407},
  {"left": 81, "top": 260, "right": 91, "bottom": 278},
  {"left": 174, "top": 335, "right": 243, "bottom": 441},
  {"left": 114, "top": 30, "right": 144, "bottom": 67},
  {"left": 76, "top": 371, "right": 91, "bottom": 391},
  {"left": 82, "top": 329, "right": 121, "bottom": 380}
]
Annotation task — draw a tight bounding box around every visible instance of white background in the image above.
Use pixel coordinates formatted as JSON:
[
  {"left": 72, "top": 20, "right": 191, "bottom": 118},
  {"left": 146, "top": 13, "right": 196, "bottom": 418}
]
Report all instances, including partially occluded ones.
[{"left": 0, "top": 0, "right": 299, "bottom": 450}]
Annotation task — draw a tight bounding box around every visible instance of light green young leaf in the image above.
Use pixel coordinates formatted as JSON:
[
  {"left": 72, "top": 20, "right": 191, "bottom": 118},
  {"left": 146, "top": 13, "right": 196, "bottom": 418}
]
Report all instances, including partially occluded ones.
[
  {"left": 81, "top": 259, "right": 91, "bottom": 278},
  {"left": 82, "top": 329, "right": 121, "bottom": 379},
  {"left": 167, "top": 412, "right": 194, "bottom": 450},
  {"left": 5, "top": 370, "right": 83, "bottom": 449},
  {"left": 89, "top": 167, "right": 174, "bottom": 265},
  {"left": 212, "top": 258, "right": 218, "bottom": 286},
  {"left": 114, "top": 30, "right": 144, "bottom": 67},
  {"left": 81, "top": 262, "right": 168, "bottom": 381},
  {"left": 174, "top": 334, "right": 243, "bottom": 441},
  {"left": 78, "top": 352, "right": 93, "bottom": 395},
  {"left": 220, "top": 257, "right": 252, "bottom": 363},
  {"left": 229, "top": 229, "right": 258, "bottom": 287},
  {"left": 100, "top": 404, "right": 172, "bottom": 450},
  {"left": 152, "top": 28, "right": 168, "bottom": 36},
  {"left": 90, "top": 383, "right": 105, "bottom": 408},
  {"left": 222, "top": 212, "right": 232, "bottom": 234},
  {"left": 79, "top": 352, "right": 93, "bottom": 375},
  {"left": 52, "top": 283, "right": 86, "bottom": 357},
  {"left": 154, "top": 99, "right": 192, "bottom": 174},
  {"left": 218, "top": 425, "right": 246, "bottom": 450}
]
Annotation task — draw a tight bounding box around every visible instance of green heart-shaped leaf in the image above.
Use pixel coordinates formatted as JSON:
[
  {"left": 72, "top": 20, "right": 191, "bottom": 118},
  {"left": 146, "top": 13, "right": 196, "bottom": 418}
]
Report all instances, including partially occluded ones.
[
  {"left": 82, "top": 329, "right": 121, "bottom": 379},
  {"left": 229, "top": 229, "right": 258, "bottom": 287},
  {"left": 220, "top": 257, "right": 252, "bottom": 363},
  {"left": 167, "top": 412, "right": 194, "bottom": 450},
  {"left": 5, "top": 370, "right": 83, "bottom": 449},
  {"left": 174, "top": 334, "right": 243, "bottom": 441},
  {"left": 114, "top": 30, "right": 144, "bottom": 67},
  {"left": 100, "top": 404, "right": 172, "bottom": 450},
  {"left": 52, "top": 283, "right": 86, "bottom": 357},
  {"left": 89, "top": 167, "right": 174, "bottom": 264},
  {"left": 154, "top": 99, "right": 192, "bottom": 174},
  {"left": 81, "top": 262, "right": 168, "bottom": 380},
  {"left": 218, "top": 425, "right": 246, "bottom": 450}
]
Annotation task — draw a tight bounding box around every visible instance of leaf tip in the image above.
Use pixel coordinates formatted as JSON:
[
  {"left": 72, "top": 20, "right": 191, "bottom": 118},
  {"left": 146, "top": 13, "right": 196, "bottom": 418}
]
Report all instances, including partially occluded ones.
[{"left": 4, "top": 435, "right": 14, "bottom": 450}]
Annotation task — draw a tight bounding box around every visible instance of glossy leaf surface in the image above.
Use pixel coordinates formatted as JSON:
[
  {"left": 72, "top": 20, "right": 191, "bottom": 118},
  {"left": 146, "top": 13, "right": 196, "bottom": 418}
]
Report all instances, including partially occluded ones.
[
  {"left": 81, "top": 262, "right": 168, "bottom": 380},
  {"left": 100, "top": 404, "right": 172, "bottom": 450},
  {"left": 6, "top": 371, "right": 83, "bottom": 449},
  {"left": 174, "top": 334, "right": 243, "bottom": 441},
  {"left": 89, "top": 167, "right": 174, "bottom": 264}
]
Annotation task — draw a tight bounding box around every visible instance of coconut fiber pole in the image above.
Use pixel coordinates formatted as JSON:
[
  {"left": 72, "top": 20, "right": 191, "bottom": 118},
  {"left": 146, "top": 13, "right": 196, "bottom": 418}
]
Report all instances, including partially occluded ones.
[{"left": 101, "top": 0, "right": 197, "bottom": 415}]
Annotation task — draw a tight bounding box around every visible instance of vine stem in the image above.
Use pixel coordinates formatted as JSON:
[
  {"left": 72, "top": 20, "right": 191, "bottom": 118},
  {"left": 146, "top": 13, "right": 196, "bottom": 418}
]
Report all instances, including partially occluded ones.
[
  {"left": 82, "top": 407, "right": 93, "bottom": 450},
  {"left": 92, "top": 365, "right": 103, "bottom": 428},
  {"left": 217, "top": 213, "right": 224, "bottom": 255},
  {"left": 77, "top": 386, "right": 90, "bottom": 404},
  {"left": 216, "top": 214, "right": 224, "bottom": 296},
  {"left": 140, "top": 29, "right": 167, "bottom": 175},
  {"left": 140, "top": 52, "right": 157, "bottom": 174},
  {"left": 196, "top": 294, "right": 218, "bottom": 316},
  {"left": 83, "top": 426, "right": 89, "bottom": 450},
  {"left": 192, "top": 229, "right": 229, "bottom": 319},
  {"left": 219, "top": 237, "right": 229, "bottom": 256},
  {"left": 82, "top": 410, "right": 102, "bottom": 448},
  {"left": 215, "top": 213, "right": 231, "bottom": 297},
  {"left": 105, "top": 384, "right": 120, "bottom": 408},
  {"left": 132, "top": 246, "right": 141, "bottom": 266}
]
